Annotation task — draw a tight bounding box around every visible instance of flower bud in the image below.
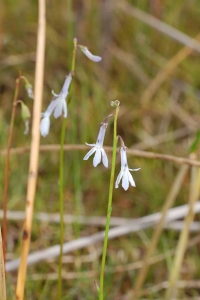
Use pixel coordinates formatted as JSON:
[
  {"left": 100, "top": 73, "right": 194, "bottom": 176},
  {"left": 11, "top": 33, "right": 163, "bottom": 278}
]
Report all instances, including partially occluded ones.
[{"left": 78, "top": 45, "right": 102, "bottom": 62}]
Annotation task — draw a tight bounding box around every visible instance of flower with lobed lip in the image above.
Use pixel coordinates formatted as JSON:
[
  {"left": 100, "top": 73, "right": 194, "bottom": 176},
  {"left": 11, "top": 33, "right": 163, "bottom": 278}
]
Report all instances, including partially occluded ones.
[
  {"left": 50, "top": 72, "right": 72, "bottom": 118},
  {"left": 83, "top": 115, "right": 113, "bottom": 167},
  {"left": 115, "top": 137, "right": 140, "bottom": 190},
  {"left": 40, "top": 73, "right": 72, "bottom": 137},
  {"left": 78, "top": 45, "right": 102, "bottom": 62}
]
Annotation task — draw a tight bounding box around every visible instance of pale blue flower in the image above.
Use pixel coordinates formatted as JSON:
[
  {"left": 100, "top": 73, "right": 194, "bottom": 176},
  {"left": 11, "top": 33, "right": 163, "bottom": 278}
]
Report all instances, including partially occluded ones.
[
  {"left": 115, "top": 143, "right": 140, "bottom": 190},
  {"left": 83, "top": 115, "right": 112, "bottom": 167},
  {"left": 79, "top": 45, "right": 102, "bottom": 62},
  {"left": 40, "top": 73, "right": 72, "bottom": 137}
]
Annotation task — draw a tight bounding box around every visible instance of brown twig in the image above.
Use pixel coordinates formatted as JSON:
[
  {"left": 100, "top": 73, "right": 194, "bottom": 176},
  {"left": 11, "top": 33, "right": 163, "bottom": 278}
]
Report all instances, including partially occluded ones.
[
  {"left": 6, "top": 202, "right": 200, "bottom": 273},
  {"left": 1, "top": 144, "right": 200, "bottom": 167},
  {"left": 15, "top": 0, "right": 46, "bottom": 299},
  {"left": 0, "top": 227, "right": 6, "bottom": 300},
  {"left": 2, "top": 73, "right": 21, "bottom": 261}
]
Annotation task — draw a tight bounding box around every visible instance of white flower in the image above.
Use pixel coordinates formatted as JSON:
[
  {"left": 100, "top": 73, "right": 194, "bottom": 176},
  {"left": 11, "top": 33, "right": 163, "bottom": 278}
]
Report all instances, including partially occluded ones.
[
  {"left": 26, "top": 85, "right": 34, "bottom": 99},
  {"left": 40, "top": 112, "right": 51, "bottom": 137},
  {"left": 83, "top": 120, "right": 110, "bottom": 167},
  {"left": 51, "top": 73, "right": 72, "bottom": 118},
  {"left": 115, "top": 145, "right": 140, "bottom": 191},
  {"left": 79, "top": 45, "right": 102, "bottom": 62},
  {"left": 40, "top": 73, "right": 72, "bottom": 137}
]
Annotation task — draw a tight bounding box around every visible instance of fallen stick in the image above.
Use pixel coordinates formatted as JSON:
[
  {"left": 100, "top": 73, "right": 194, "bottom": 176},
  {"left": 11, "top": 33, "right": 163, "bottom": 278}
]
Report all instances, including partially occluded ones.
[
  {"left": 6, "top": 202, "right": 200, "bottom": 272},
  {"left": 1, "top": 144, "right": 200, "bottom": 167}
]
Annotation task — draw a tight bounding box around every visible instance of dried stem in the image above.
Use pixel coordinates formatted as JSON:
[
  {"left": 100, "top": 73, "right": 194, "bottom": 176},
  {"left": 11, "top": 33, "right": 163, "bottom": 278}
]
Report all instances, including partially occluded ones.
[
  {"left": 2, "top": 73, "right": 21, "bottom": 261},
  {"left": 15, "top": 0, "right": 46, "bottom": 299},
  {"left": 139, "top": 32, "right": 200, "bottom": 106},
  {"left": 0, "top": 227, "right": 6, "bottom": 300},
  {"left": 133, "top": 164, "right": 189, "bottom": 299},
  {"left": 5, "top": 202, "right": 200, "bottom": 273},
  {"left": 2, "top": 145, "right": 200, "bottom": 168},
  {"left": 165, "top": 154, "right": 200, "bottom": 300}
]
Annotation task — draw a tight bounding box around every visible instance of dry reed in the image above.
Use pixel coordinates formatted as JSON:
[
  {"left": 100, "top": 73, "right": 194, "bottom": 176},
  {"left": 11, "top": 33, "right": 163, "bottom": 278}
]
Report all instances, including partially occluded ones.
[{"left": 15, "top": 0, "right": 46, "bottom": 299}]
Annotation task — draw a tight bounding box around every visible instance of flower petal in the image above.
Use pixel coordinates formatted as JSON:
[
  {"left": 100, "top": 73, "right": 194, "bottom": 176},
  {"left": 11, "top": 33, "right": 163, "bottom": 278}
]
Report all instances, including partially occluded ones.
[
  {"left": 120, "top": 147, "right": 128, "bottom": 168},
  {"left": 101, "top": 148, "right": 108, "bottom": 168},
  {"left": 83, "top": 147, "right": 96, "bottom": 160},
  {"left": 122, "top": 169, "right": 129, "bottom": 191},
  {"left": 85, "top": 142, "right": 96, "bottom": 147},
  {"left": 62, "top": 100, "right": 67, "bottom": 118},
  {"left": 45, "top": 99, "right": 59, "bottom": 116},
  {"left": 96, "top": 123, "right": 107, "bottom": 146},
  {"left": 53, "top": 98, "right": 63, "bottom": 118},
  {"left": 127, "top": 170, "right": 136, "bottom": 187},
  {"left": 129, "top": 168, "right": 141, "bottom": 172},
  {"left": 40, "top": 116, "right": 50, "bottom": 137},
  {"left": 51, "top": 90, "right": 59, "bottom": 97},
  {"left": 93, "top": 149, "right": 101, "bottom": 167},
  {"left": 80, "top": 46, "right": 102, "bottom": 62},
  {"left": 61, "top": 73, "right": 72, "bottom": 97},
  {"left": 115, "top": 169, "right": 123, "bottom": 189}
]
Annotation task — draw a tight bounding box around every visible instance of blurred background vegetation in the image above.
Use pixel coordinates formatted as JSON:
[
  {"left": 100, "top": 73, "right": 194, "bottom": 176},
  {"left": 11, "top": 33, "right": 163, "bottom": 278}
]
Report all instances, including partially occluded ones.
[{"left": 1, "top": 0, "right": 200, "bottom": 299}]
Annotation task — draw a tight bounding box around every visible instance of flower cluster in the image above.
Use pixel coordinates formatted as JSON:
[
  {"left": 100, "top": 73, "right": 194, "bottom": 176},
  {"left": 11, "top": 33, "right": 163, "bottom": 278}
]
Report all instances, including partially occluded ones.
[
  {"left": 40, "top": 44, "right": 102, "bottom": 137},
  {"left": 83, "top": 112, "right": 140, "bottom": 190}
]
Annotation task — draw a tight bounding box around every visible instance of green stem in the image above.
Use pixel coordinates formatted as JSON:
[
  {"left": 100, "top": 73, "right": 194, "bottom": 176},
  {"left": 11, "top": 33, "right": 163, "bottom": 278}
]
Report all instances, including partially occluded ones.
[
  {"left": 99, "top": 105, "right": 119, "bottom": 300},
  {"left": 2, "top": 73, "right": 21, "bottom": 261},
  {"left": 67, "top": 0, "right": 73, "bottom": 61},
  {"left": 57, "top": 38, "right": 77, "bottom": 300}
]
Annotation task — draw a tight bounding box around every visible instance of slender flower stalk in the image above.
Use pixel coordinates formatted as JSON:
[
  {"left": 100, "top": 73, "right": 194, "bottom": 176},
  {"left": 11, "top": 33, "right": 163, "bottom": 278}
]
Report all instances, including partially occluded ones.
[
  {"left": 99, "top": 100, "right": 120, "bottom": 300},
  {"left": 2, "top": 73, "right": 21, "bottom": 261},
  {"left": 57, "top": 38, "right": 77, "bottom": 300}
]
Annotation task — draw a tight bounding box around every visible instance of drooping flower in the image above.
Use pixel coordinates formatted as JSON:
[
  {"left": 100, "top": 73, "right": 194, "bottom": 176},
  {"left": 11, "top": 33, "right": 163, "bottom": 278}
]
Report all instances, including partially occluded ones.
[
  {"left": 17, "top": 100, "right": 31, "bottom": 135},
  {"left": 40, "top": 112, "right": 51, "bottom": 137},
  {"left": 78, "top": 45, "right": 102, "bottom": 62},
  {"left": 21, "top": 76, "right": 34, "bottom": 99},
  {"left": 40, "top": 73, "right": 72, "bottom": 137},
  {"left": 83, "top": 115, "right": 113, "bottom": 167},
  {"left": 115, "top": 138, "right": 140, "bottom": 190},
  {"left": 50, "top": 72, "right": 72, "bottom": 118}
]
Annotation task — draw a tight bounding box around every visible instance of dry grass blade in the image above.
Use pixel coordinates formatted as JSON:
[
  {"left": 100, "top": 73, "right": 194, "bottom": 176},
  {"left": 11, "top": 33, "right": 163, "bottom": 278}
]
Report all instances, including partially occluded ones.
[
  {"left": 140, "top": 31, "right": 200, "bottom": 106},
  {"left": 117, "top": 1, "right": 200, "bottom": 52},
  {"left": 1, "top": 144, "right": 200, "bottom": 167},
  {"left": 133, "top": 164, "right": 189, "bottom": 299},
  {"left": 6, "top": 202, "right": 200, "bottom": 272},
  {"left": 0, "top": 228, "right": 6, "bottom": 300},
  {"left": 15, "top": 0, "right": 46, "bottom": 299},
  {"left": 165, "top": 156, "right": 200, "bottom": 300}
]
